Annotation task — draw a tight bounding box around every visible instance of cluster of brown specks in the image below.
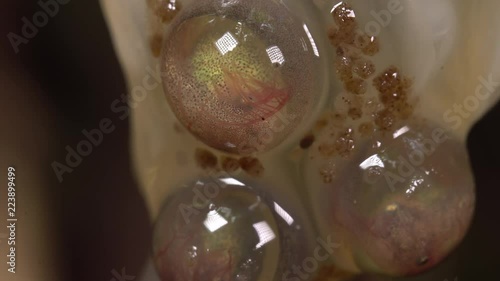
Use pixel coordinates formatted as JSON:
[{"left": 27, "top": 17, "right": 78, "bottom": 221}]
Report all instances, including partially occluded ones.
[
  {"left": 373, "top": 66, "right": 414, "bottom": 131},
  {"left": 298, "top": 2, "right": 415, "bottom": 185},
  {"left": 146, "top": 0, "right": 182, "bottom": 57},
  {"left": 194, "top": 148, "right": 265, "bottom": 178}
]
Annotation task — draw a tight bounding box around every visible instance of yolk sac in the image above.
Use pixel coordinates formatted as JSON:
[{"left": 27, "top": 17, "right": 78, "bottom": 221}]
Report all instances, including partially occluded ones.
[
  {"left": 304, "top": 122, "right": 475, "bottom": 276},
  {"left": 161, "top": 0, "right": 325, "bottom": 154},
  {"left": 152, "top": 177, "right": 309, "bottom": 281}
]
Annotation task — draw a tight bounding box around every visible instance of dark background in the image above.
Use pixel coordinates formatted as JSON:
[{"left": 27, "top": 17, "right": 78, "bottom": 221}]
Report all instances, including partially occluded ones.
[{"left": 0, "top": 1, "right": 499, "bottom": 281}]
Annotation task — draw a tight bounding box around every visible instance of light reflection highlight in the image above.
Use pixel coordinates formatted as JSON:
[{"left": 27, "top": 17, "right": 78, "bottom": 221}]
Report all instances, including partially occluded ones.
[
  {"left": 253, "top": 221, "right": 276, "bottom": 249},
  {"left": 359, "top": 154, "right": 385, "bottom": 170},
  {"left": 203, "top": 210, "right": 228, "bottom": 232},
  {"left": 386, "top": 204, "right": 398, "bottom": 212},
  {"left": 215, "top": 32, "right": 238, "bottom": 55},
  {"left": 303, "top": 24, "right": 319, "bottom": 57},
  {"left": 220, "top": 177, "right": 245, "bottom": 186},
  {"left": 266, "top": 45, "right": 285, "bottom": 65},
  {"left": 274, "top": 202, "right": 294, "bottom": 225},
  {"left": 393, "top": 126, "right": 410, "bottom": 139},
  {"left": 406, "top": 178, "right": 425, "bottom": 195}
]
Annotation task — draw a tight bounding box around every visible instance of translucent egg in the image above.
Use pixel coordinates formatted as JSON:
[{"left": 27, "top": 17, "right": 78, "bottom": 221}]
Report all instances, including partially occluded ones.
[
  {"left": 304, "top": 121, "right": 475, "bottom": 276},
  {"left": 160, "top": 0, "right": 326, "bottom": 154},
  {"left": 152, "top": 177, "right": 309, "bottom": 281}
]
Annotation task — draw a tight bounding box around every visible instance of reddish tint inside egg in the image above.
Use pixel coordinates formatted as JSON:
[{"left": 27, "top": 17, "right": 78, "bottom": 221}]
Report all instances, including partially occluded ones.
[
  {"left": 152, "top": 178, "right": 310, "bottom": 281},
  {"left": 305, "top": 122, "right": 475, "bottom": 276},
  {"left": 161, "top": 1, "right": 324, "bottom": 154}
]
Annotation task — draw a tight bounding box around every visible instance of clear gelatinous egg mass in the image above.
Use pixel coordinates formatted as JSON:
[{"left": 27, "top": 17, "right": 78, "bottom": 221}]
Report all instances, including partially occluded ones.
[
  {"left": 305, "top": 122, "right": 475, "bottom": 276},
  {"left": 161, "top": 0, "right": 325, "bottom": 154},
  {"left": 152, "top": 178, "right": 308, "bottom": 281}
]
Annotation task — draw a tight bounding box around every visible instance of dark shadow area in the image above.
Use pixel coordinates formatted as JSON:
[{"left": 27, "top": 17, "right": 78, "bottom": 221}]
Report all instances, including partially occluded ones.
[{"left": 1, "top": 1, "right": 151, "bottom": 281}]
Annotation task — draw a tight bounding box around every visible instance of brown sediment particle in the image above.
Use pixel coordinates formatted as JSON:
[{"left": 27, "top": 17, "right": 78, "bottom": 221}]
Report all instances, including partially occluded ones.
[
  {"left": 373, "top": 65, "right": 414, "bottom": 119},
  {"left": 329, "top": 2, "right": 380, "bottom": 102},
  {"left": 334, "top": 28, "right": 380, "bottom": 57},
  {"left": 397, "top": 102, "right": 414, "bottom": 119},
  {"left": 361, "top": 35, "right": 380, "bottom": 56},
  {"left": 348, "top": 106, "right": 362, "bottom": 120},
  {"left": 327, "top": 27, "right": 339, "bottom": 46},
  {"left": 319, "top": 162, "right": 336, "bottom": 184},
  {"left": 318, "top": 142, "right": 336, "bottom": 157},
  {"left": 332, "top": 2, "right": 358, "bottom": 31},
  {"left": 353, "top": 94, "right": 365, "bottom": 106},
  {"left": 195, "top": 148, "right": 218, "bottom": 169},
  {"left": 335, "top": 46, "right": 353, "bottom": 77},
  {"left": 374, "top": 109, "right": 396, "bottom": 131},
  {"left": 319, "top": 169, "right": 334, "bottom": 184},
  {"left": 352, "top": 58, "right": 376, "bottom": 79},
  {"left": 334, "top": 50, "right": 354, "bottom": 81},
  {"left": 315, "top": 118, "right": 329, "bottom": 131},
  {"left": 327, "top": 27, "right": 343, "bottom": 47},
  {"left": 153, "top": 0, "right": 182, "bottom": 23},
  {"left": 336, "top": 45, "right": 361, "bottom": 61},
  {"left": 239, "top": 157, "right": 264, "bottom": 177},
  {"left": 331, "top": 113, "right": 346, "bottom": 128},
  {"left": 221, "top": 156, "right": 240, "bottom": 173},
  {"left": 300, "top": 134, "right": 316, "bottom": 149},
  {"left": 327, "top": 4, "right": 411, "bottom": 138},
  {"left": 150, "top": 33, "right": 163, "bottom": 58},
  {"left": 354, "top": 33, "right": 370, "bottom": 49},
  {"left": 373, "top": 66, "right": 411, "bottom": 101},
  {"left": 328, "top": 27, "right": 357, "bottom": 47},
  {"left": 334, "top": 129, "right": 355, "bottom": 158},
  {"left": 358, "top": 122, "right": 375, "bottom": 136},
  {"left": 335, "top": 45, "right": 348, "bottom": 56},
  {"left": 147, "top": 1, "right": 182, "bottom": 57},
  {"left": 344, "top": 77, "right": 366, "bottom": 95}
]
